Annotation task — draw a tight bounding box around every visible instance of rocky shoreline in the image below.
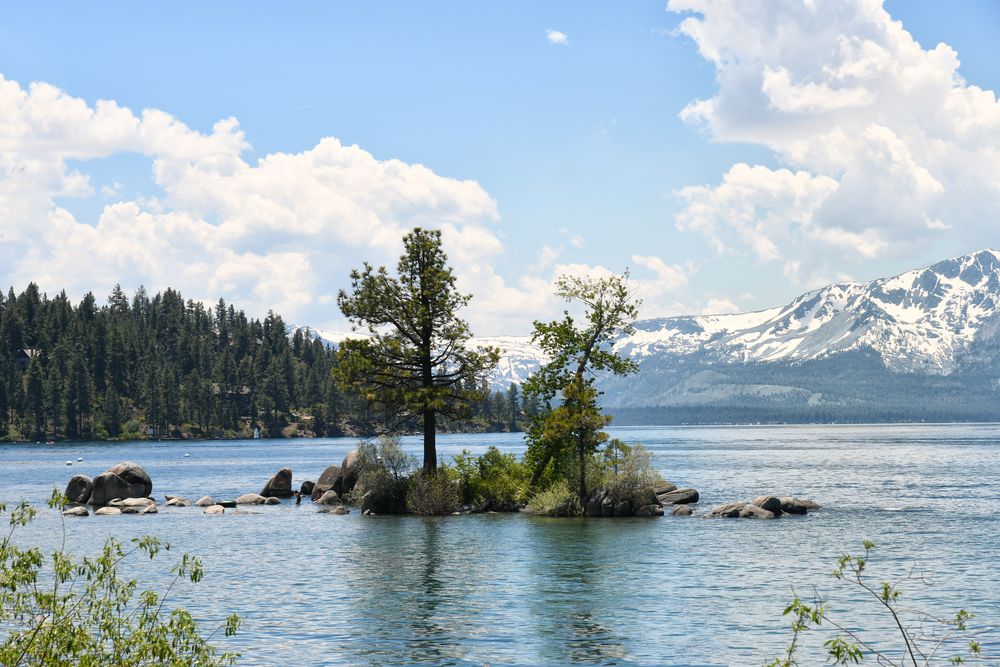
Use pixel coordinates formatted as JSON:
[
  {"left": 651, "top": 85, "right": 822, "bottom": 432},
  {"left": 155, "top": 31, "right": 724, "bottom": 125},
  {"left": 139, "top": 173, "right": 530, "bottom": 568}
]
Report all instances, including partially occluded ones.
[{"left": 61, "top": 452, "right": 821, "bottom": 520}]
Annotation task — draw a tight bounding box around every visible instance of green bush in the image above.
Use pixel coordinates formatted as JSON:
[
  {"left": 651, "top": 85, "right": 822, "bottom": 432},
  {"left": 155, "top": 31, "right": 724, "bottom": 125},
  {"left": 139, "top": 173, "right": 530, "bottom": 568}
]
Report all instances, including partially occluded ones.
[
  {"left": 525, "top": 480, "right": 583, "bottom": 517},
  {"left": 352, "top": 436, "right": 415, "bottom": 512},
  {"left": 453, "top": 447, "right": 528, "bottom": 510},
  {"left": 0, "top": 491, "right": 240, "bottom": 666},
  {"left": 602, "top": 443, "right": 662, "bottom": 508},
  {"left": 406, "top": 469, "right": 461, "bottom": 515}
]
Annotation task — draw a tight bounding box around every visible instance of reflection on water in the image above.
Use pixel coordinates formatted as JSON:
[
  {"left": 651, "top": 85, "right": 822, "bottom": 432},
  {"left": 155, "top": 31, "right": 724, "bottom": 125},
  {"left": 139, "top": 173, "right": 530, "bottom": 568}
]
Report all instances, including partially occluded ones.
[{"left": 1, "top": 423, "right": 999, "bottom": 665}]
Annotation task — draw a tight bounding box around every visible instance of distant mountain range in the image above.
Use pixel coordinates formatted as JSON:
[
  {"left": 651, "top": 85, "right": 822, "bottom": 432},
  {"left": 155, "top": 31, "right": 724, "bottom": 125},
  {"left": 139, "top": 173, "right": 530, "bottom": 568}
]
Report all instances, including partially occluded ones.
[{"left": 314, "top": 249, "right": 1000, "bottom": 424}]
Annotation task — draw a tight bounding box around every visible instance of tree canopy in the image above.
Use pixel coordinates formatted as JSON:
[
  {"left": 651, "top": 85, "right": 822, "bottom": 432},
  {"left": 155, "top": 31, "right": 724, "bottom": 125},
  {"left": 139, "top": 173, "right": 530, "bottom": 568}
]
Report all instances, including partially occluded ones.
[{"left": 335, "top": 227, "right": 500, "bottom": 472}]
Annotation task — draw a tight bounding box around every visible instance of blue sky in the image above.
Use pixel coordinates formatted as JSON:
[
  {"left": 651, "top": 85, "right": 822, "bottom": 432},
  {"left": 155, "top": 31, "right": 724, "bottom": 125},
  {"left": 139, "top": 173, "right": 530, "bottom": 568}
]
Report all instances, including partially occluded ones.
[{"left": 1, "top": 1, "right": 999, "bottom": 333}]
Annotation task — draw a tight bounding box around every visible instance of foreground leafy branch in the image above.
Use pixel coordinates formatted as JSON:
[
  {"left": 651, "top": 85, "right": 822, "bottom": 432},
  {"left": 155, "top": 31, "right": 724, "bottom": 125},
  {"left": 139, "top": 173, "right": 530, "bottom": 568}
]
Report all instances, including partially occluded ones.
[
  {"left": 768, "top": 541, "right": 996, "bottom": 666},
  {"left": 0, "top": 491, "right": 240, "bottom": 666}
]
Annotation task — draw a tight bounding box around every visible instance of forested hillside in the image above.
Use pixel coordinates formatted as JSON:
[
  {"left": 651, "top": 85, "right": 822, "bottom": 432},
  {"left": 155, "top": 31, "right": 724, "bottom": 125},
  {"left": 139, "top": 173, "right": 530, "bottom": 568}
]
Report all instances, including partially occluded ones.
[{"left": 0, "top": 284, "right": 530, "bottom": 441}]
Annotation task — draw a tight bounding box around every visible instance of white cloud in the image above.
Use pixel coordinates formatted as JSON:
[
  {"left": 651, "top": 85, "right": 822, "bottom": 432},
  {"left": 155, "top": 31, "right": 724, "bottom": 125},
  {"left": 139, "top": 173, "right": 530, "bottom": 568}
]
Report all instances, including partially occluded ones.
[
  {"left": 668, "top": 0, "right": 1000, "bottom": 281},
  {"left": 0, "top": 72, "right": 556, "bottom": 334},
  {"left": 546, "top": 29, "right": 569, "bottom": 46}
]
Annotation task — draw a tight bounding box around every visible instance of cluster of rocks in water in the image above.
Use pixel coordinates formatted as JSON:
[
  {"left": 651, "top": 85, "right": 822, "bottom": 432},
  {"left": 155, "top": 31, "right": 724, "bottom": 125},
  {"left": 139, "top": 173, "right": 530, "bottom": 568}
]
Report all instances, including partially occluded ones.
[{"left": 60, "top": 451, "right": 820, "bottom": 521}]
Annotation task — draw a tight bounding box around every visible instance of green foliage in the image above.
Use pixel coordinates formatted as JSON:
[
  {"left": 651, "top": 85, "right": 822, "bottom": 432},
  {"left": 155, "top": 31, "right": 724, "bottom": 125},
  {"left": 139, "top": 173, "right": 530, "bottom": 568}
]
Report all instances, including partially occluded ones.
[
  {"left": 767, "top": 541, "right": 996, "bottom": 666},
  {"left": 523, "top": 271, "right": 640, "bottom": 501},
  {"left": 525, "top": 480, "right": 583, "bottom": 518},
  {"left": 352, "top": 436, "right": 415, "bottom": 511},
  {"left": 600, "top": 443, "right": 661, "bottom": 508},
  {"left": 453, "top": 446, "right": 529, "bottom": 510},
  {"left": 0, "top": 492, "right": 240, "bottom": 666},
  {"left": 335, "top": 227, "right": 500, "bottom": 472},
  {"left": 406, "top": 469, "right": 461, "bottom": 515}
]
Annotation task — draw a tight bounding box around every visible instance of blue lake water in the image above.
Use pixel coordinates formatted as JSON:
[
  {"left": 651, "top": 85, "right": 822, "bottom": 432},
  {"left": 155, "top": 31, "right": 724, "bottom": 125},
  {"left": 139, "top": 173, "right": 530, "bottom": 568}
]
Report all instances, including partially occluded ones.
[{"left": 2, "top": 424, "right": 999, "bottom": 665}]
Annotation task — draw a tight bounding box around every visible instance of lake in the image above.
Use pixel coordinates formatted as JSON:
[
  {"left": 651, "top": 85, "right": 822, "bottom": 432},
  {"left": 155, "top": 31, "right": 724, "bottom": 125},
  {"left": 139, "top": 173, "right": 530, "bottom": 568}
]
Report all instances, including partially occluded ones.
[{"left": 2, "top": 424, "right": 999, "bottom": 665}]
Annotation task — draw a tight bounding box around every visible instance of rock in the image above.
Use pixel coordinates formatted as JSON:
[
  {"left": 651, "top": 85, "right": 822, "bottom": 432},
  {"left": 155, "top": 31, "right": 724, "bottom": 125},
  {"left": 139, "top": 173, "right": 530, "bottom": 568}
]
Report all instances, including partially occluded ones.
[
  {"left": 203, "top": 505, "right": 225, "bottom": 514},
  {"left": 299, "top": 480, "right": 315, "bottom": 497},
  {"left": 94, "top": 507, "right": 122, "bottom": 516},
  {"left": 334, "top": 450, "right": 361, "bottom": 496},
  {"left": 798, "top": 498, "right": 821, "bottom": 511},
  {"left": 195, "top": 496, "right": 215, "bottom": 507},
  {"left": 260, "top": 467, "right": 293, "bottom": 498},
  {"left": 319, "top": 505, "right": 350, "bottom": 515},
  {"left": 62, "top": 505, "right": 88, "bottom": 517},
  {"left": 751, "top": 495, "right": 783, "bottom": 515},
  {"left": 672, "top": 505, "right": 693, "bottom": 516},
  {"left": 707, "top": 501, "right": 747, "bottom": 518},
  {"left": 314, "top": 490, "right": 341, "bottom": 505},
  {"left": 218, "top": 500, "right": 237, "bottom": 508},
  {"left": 653, "top": 481, "right": 678, "bottom": 496},
  {"left": 360, "top": 490, "right": 405, "bottom": 515},
  {"left": 313, "top": 464, "right": 341, "bottom": 497},
  {"left": 635, "top": 504, "right": 664, "bottom": 517},
  {"left": 264, "top": 496, "right": 280, "bottom": 505},
  {"left": 657, "top": 488, "right": 700, "bottom": 505},
  {"left": 121, "top": 506, "right": 141, "bottom": 514},
  {"left": 600, "top": 494, "right": 615, "bottom": 517},
  {"left": 165, "top": 497, "right": 191, "bottom": 507},
  {"left": 613, "top": 500, "right": 632, "bottom": 517},
  {"left": 739, "top": 504, "right": 776, "bottom": 519},
  {"left": 584, "top": 489, "right": 605, "bottom": 517},
  {"left": 110, "top": 497, "right": 155, "bottom": 509},
  {"left": 779, "top": 497, "right": 812, "bottom": 515},
  {"left": 65, "top": 475, "right": 93, "bottom": 504},
  {"left": 164, "top": 494, "right": 181, "bottom": 501},
  {"left": 106, "top": 462, "right": 153, "bottom": 497},
  {"left": 235, "top": 493, "right": 266, "bottom": 505},
  {"left": 140, "top": 503, "right": 158, "bottom": 514}
]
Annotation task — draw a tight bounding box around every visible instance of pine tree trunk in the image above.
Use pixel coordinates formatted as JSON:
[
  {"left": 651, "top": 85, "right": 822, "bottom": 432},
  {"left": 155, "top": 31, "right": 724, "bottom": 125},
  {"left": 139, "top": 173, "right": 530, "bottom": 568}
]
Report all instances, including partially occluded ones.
[{"left": 423, "top": 409, "right": 437, "bottom": 473}]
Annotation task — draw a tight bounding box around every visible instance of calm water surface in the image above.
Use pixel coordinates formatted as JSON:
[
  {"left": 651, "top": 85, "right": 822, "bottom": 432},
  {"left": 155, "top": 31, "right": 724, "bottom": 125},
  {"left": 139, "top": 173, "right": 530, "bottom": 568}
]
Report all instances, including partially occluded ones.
[{"left": 2, "top": 424, "right": 999, "bottom": 666}]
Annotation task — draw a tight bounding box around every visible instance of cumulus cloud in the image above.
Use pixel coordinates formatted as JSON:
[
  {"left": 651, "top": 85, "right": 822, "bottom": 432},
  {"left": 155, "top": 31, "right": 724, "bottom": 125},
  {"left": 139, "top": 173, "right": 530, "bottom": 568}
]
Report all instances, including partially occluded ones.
[
  {"left": 0, "top": 72, "right": 548, "bottom": 332},
  {"left": 668, "top": 0, "right": 1000, "bottom": 283},
  {"left": 546, "top": 29, "right": 569, "bottom": 45}
]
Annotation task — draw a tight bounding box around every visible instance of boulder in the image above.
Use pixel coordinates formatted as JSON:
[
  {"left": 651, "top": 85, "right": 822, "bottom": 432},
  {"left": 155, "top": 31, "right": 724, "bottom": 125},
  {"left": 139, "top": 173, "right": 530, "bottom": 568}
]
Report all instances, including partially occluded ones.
[
  {"left": 94, "top": 507, "right": 122, "bottom": 516},
  {"left": 613, "top": 500, "right": 632, "bottom": 517},
  {"left": 314, "top": 490, "right": 341, "bottom": 506},
  {"left": 779, "top": 497, "right": 813, "bottom": 515},
  {"left": 141, "top": 503, "right": 158, "bottom": 514},
  {"left": 739, "top": 504, "right": 776, "bottom": 519},
  {"left": 584, "top": 489, "right": 605, "bottom": 517},
  {"left": 316, "top": 463, "right": 341, "bottom": 494},
  {"left": 751, "top": 495, "right": 783, "bottom": 515},
  {"left": 203, "top": 505, "right": 225, "bottom": 514},
  {"left": 164, "top": 494, "right": 182, "bottom": 501},
  {"left": 166, "top": 497, "right": 191, "bottom": 507},
  {"left": 195, "top": 496, "right": 215, "bottom": 507},
  {"left": 319, "top": 505, "right": 350, "bottom": 515},
  {"left": 264, "top": 496, "right": 281, "bottom": 505},
  {"left": 218, "top": 500, "right": 237, "bottom": 508},
  {"left": 707, "top": 501, "right": 747, "bottom": 518},
  {"left": 653, "top": 481, "right": 678, "bottom": 496},
  {"left": 600, "top": 494, "right": 615, "bottom": 517},
  {"left": 672, "top": 505, "right": 693, "bottom": 517},
  {"left": 299, "top": 480, "right": 315, "bottom": 497},
  {"left": 235, "top": 493, "right": 266, "bottom": 505},
  {"left": 360, "top": 490, "right": 405, "bottom": 515},
  {"left": 334, "top": 450, "right": 361, "bottom": 496},
  {"left": 657, "top": 488, "right": 700, "bottom": 505},
  {"left": 635, "top": 504, "right": 664, "bottom": 517},
  {"left": 65, "top": 475, "right": 93, "bottom": 504},
  {"left": 106, "top": 462, "right": 153, "bottom": 497},
  {"left": 260, "top": 467, "right": 293, "bottom": 498},
  {"left": 62, "top": 506, "right": 89, "bottom": 517}
]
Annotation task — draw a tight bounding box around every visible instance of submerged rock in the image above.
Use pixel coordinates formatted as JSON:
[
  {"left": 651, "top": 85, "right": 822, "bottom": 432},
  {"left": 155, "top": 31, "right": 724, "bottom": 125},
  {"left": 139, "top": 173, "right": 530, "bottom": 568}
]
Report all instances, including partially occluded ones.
[
  {"left": 62, "top": 505, "right": 89, "bottom": 517},
  {"left": 165, "top": 497, "right": 191, "bottom": 507},
  {"left": 739, "top": 504, "right": 775, "bottom": 519},
  {"left": 203, "top": 505, "right": 225, "bottom": 514},
  {"left": 672, "top": 505, "right": 693, "bottom": 517},
  {"left": 94, "top": 507, "right": 122, "bottom": 516},
  {"left": 751, "top": 496, "right": 783, "bottom": 515},
  {"left": 235, "top": 493, "right": 266, "bottom": 505},
  {"left": 707, "top": 501, "right": 747, "bottom": 518},
  {"left": 195, "top": 496, "right": 215, "bottom": 507},
  {"left": 218, "top": 500, "right": 237, "bottom": 508},
  {"left": 635, "top": 504, "right": 664, "bottom": 516},
  {"left": 779, "top": 497, "right": 817, "bottom": 515},
  {"left": 264, "top": 496, "right": 281, "bottom": 505}
]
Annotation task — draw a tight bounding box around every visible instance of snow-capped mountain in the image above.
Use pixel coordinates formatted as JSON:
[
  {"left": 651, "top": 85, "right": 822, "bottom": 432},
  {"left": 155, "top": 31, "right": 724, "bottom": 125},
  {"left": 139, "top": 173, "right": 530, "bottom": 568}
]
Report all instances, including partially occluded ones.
[{"left": 615, "top": 248, "right": 1000, "bottom": 375}]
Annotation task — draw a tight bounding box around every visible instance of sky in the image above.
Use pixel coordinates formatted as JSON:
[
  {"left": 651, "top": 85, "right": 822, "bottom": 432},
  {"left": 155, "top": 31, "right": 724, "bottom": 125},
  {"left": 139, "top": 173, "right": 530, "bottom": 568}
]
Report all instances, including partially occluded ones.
[{"left": 1, "top": 0, "right": 999, "bottom": 334}]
